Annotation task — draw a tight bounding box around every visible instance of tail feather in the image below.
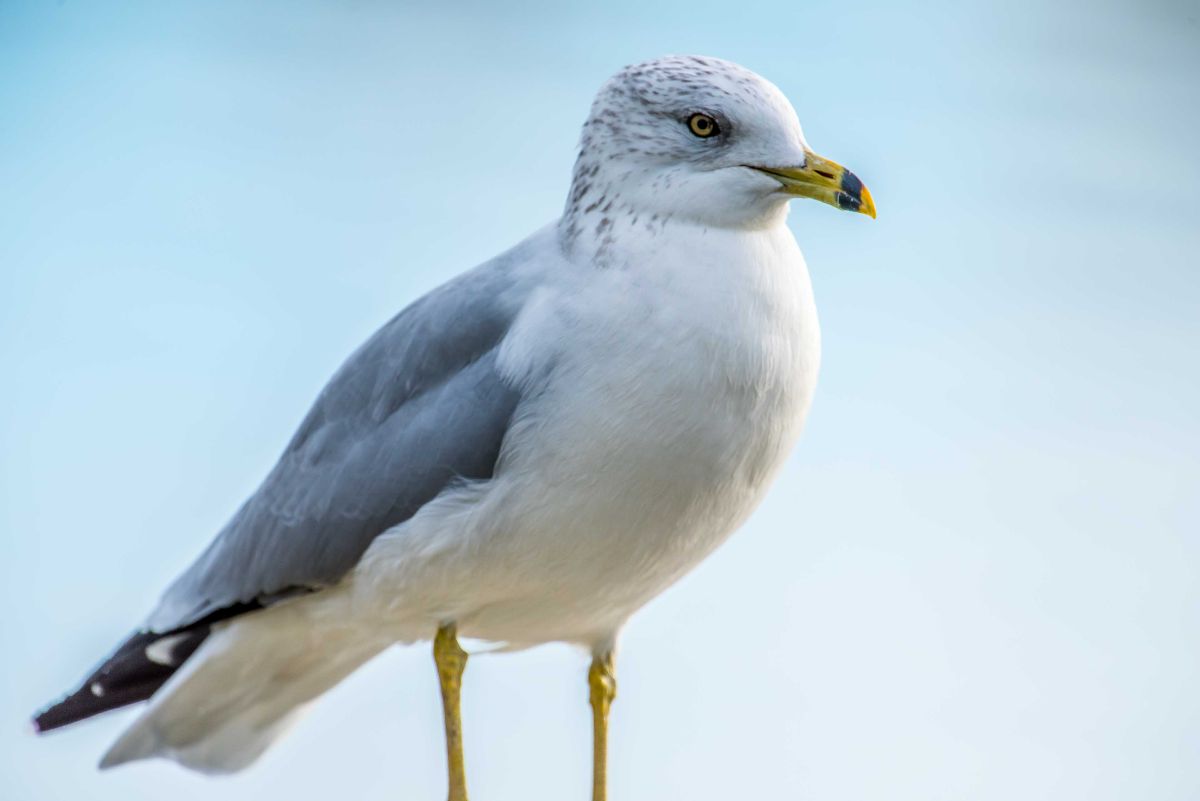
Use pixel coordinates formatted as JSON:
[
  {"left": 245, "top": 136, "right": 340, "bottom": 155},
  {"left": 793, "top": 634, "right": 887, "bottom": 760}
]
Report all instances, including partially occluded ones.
[
  {"left": 98, "top": 594, "right": 386, "bottom": 773},
  {"left": 33, "top": 599, "right": 268, "bottom": 733},
  {"left": 35, "top": 589, "right": 383, "bottom": 774}
]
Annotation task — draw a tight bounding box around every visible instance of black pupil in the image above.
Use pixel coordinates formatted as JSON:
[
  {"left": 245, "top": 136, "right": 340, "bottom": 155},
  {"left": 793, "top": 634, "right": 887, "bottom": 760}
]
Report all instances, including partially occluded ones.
[{"left": 696, "top": 117, "right": 709, "bottom": 130}]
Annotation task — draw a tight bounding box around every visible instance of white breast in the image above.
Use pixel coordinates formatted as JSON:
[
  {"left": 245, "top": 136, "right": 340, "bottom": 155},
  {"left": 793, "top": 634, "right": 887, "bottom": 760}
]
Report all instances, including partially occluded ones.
[{"left": 354, "top": 219, "right": 820, "bottom": 649}]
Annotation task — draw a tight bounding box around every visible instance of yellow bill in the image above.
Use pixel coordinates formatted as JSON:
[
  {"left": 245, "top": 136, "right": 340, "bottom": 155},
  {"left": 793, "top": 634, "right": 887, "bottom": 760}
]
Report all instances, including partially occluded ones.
[{"left": 751, "top": 151, "right": 876, "bottom": 218}]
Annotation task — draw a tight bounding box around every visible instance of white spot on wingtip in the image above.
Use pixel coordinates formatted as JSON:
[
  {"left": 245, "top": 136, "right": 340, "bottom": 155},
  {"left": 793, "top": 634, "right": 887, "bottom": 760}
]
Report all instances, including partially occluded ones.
[
  {"left": 90, "top": 682, "right": 105, "bottom": 697},
  {"left": 146, "top": 633, "right": 189, "bottom": 666}
]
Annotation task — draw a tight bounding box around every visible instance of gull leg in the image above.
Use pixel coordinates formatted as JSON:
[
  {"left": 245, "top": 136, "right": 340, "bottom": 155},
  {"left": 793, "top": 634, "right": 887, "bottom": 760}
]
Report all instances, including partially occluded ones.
[
  {"left": 588, "top": 651, "right": 617, "bottom": 801},
  {"left": 434, "top": 623, "right": 470, "bottom": 801}
]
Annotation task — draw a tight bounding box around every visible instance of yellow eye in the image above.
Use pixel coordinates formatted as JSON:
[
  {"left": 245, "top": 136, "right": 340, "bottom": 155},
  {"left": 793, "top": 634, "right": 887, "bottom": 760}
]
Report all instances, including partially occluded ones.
[{"left": 687, "top": 113, "right": 719, "bottom": 138}]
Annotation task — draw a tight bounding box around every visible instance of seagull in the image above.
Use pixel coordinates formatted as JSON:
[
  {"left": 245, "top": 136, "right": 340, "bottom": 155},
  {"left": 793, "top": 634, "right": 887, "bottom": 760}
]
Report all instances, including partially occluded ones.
[{"left": 33, "top": 54, "right": 874, "bottom": 800}]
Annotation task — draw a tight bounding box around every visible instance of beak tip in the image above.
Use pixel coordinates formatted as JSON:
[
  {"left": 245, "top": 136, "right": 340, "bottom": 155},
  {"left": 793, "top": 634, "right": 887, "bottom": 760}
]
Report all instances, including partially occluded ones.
[{"left": 859, "top": 186, "right": 877, "bottom": 219}]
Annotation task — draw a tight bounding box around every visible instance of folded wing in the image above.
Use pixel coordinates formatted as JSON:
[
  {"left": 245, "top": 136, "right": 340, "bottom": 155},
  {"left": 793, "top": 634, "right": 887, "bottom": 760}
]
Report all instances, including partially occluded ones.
[{"left": 149, "top": 258, "right": 530, "bottom": 632}]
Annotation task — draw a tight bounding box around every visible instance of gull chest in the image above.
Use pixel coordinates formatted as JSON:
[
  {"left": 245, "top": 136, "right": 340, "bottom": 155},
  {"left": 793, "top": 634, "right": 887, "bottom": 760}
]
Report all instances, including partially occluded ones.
[{"left": 498, "top": 225, "right": 821, "bottom": 613}]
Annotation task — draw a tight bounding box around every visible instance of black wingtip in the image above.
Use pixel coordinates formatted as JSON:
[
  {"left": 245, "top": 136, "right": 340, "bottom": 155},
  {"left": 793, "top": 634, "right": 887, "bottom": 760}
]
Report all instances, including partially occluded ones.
[
  {"left": 32, "top": 628, "right": 210, "bottom": 733},
  {"left": 33, "top": 598, "right": 275, "bottom": 734}
]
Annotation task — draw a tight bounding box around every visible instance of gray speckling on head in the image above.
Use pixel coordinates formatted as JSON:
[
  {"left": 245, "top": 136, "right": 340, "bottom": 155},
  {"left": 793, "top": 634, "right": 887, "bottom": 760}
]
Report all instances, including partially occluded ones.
[{"left": 559, "top": 55, "right": 811, "bottom": 264}]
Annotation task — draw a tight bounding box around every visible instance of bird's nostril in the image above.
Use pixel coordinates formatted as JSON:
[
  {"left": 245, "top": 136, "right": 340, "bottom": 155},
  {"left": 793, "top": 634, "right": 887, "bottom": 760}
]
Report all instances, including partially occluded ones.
[{"left": 814, "top": 170, "right": 834, "bottom": 179}]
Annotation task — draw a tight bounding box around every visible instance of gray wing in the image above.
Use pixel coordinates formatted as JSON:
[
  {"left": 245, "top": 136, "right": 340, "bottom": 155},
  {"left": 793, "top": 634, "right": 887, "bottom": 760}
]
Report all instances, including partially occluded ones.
[{"left": 147, "top": 257, "right": 532, "bottom": 632}]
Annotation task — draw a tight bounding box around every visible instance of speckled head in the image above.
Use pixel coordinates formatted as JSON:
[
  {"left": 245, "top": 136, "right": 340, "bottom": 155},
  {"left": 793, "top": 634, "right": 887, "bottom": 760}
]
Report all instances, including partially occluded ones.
[{"left": 561, "top": 55, "right": 874, "bottom": 248}]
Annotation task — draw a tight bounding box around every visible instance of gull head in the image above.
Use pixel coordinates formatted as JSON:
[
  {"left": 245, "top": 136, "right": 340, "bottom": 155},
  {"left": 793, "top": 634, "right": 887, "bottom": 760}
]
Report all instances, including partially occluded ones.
[{"left": 563, "top": 55, "right": 875, "bottom": 237}]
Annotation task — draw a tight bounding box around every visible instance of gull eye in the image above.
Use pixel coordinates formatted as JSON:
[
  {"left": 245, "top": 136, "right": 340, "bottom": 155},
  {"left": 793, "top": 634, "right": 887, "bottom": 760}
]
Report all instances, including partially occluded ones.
[{"left": 687, "top": 113, "right": 720, "bottom": 138}]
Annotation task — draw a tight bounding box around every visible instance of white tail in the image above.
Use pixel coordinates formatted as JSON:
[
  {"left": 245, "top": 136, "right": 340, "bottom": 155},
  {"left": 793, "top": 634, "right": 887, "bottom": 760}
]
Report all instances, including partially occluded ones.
[{"left": 100, "top": 596, "right": 387, "bottom": 774}]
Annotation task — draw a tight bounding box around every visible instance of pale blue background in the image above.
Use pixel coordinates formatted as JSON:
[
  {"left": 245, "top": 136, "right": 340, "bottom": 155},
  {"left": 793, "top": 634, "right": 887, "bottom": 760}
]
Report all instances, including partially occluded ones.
[{"left": 2, "top": 1, "right": 1197, "bottom": 799}]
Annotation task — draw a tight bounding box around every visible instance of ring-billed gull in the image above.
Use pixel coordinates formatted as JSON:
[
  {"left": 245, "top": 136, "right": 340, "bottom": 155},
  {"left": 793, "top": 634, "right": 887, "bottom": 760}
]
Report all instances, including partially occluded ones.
[{"left": 33, "top": 55, "right": 874, "bottom": 799}]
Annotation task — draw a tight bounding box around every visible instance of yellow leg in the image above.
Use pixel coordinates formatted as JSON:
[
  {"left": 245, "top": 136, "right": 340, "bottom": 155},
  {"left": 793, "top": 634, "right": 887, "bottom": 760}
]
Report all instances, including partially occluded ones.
[
  {"left": 588, "top": 651, "right": 617, "bottom": 801},
  {"left": 434, "top": 623, "right": 469, "bottom": 801}
]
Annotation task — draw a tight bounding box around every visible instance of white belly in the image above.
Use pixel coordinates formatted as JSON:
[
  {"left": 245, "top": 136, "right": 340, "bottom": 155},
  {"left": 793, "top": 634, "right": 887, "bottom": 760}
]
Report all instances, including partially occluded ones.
[{"left": 353, "top": 222, "right": 820, "bottom": 649}]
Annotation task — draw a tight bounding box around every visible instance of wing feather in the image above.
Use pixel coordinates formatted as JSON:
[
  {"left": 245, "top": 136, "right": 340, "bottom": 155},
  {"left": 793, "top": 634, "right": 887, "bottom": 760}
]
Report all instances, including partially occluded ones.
[{"left": 147, "top": 255, "right": 533, "bottom": 631}]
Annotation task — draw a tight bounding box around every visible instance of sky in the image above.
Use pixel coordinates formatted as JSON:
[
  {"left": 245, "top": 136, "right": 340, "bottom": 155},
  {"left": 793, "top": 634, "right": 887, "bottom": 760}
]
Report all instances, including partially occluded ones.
[{"left": 1, "top": 1, "right": 1197, "bottom": 799}]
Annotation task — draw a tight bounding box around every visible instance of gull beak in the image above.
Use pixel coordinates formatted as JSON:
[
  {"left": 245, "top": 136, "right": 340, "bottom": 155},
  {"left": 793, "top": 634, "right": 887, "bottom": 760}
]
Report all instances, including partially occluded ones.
[{"left": 751, "top": 151, "right": 876, "bottom": 218}]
